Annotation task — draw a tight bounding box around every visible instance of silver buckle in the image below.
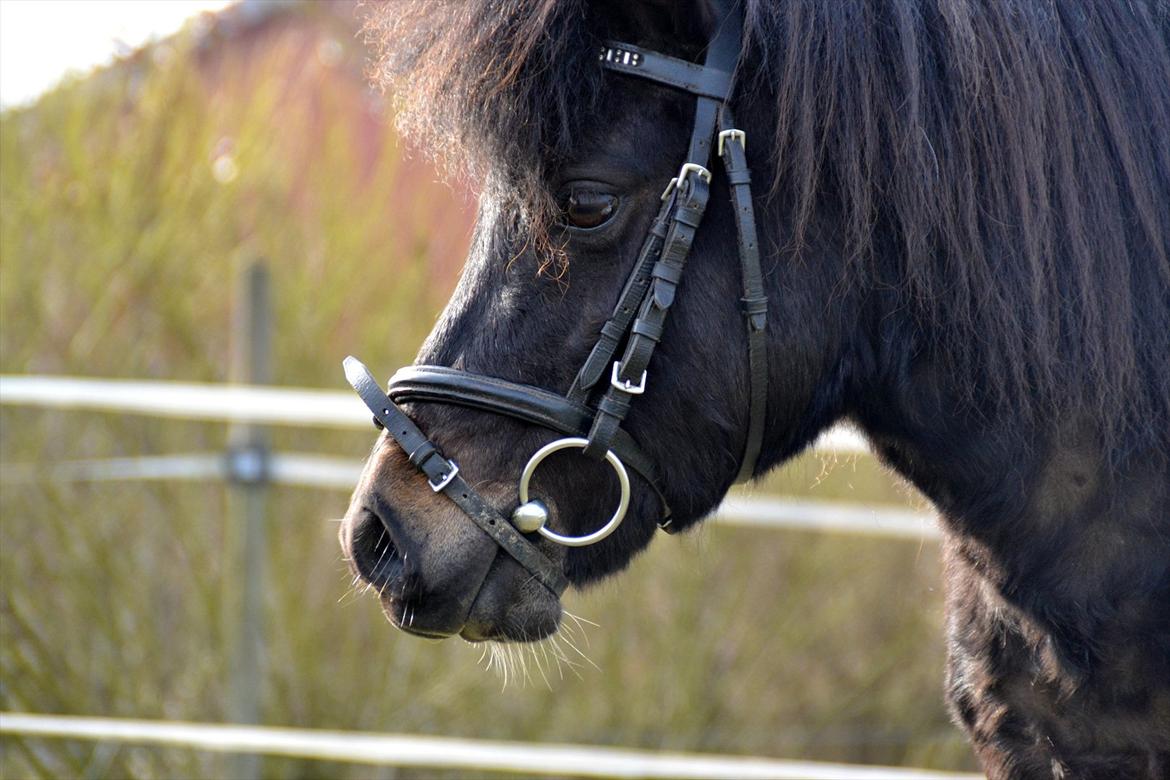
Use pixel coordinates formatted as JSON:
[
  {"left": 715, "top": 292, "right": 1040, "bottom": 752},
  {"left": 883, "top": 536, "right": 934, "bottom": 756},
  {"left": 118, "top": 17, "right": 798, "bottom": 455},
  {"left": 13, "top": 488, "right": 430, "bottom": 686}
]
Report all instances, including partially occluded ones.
[
  {"left": 660, "top": 163, "right": 712, "bottom": 201},
  {"left": 660, "top": 177, "right": 679, "bottom": 201},
  {"left": 718, "top": 128, "right": 746, "bottom": 156},
  {"left": 428, "top": 461, "right": 459, "bottom": 492},
  {"left": 610, "top": 362, "right": 647, "bottom": 395}
]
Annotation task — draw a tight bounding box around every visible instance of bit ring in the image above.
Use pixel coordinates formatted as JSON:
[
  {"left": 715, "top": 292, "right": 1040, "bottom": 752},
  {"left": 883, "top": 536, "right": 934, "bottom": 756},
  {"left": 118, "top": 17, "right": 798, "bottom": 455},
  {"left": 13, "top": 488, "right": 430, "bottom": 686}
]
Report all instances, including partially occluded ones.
[{"left": 518, "top": 437, "right": 630, "bottom": 547}]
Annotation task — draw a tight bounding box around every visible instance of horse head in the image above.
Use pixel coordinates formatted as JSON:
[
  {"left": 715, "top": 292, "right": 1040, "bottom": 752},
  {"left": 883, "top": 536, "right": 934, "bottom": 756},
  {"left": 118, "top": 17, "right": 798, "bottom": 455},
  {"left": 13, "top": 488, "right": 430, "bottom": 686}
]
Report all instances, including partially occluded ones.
[{"left": 340, "top": 0, "right": 858, "bottom": 640}]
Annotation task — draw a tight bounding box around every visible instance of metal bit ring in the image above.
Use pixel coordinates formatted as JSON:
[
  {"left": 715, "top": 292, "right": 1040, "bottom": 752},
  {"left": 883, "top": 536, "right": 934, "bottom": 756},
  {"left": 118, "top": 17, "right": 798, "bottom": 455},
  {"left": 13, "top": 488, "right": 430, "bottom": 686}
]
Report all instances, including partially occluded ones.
[{"left": 517, "top": 437, "right": 630, "bottom": 547}]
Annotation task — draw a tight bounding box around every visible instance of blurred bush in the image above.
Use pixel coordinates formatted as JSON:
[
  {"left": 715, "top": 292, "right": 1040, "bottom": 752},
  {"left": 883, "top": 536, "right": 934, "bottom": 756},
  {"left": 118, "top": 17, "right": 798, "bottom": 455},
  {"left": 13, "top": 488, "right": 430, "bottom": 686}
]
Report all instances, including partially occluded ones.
[
  {"left": 0, "top": 2, "right": 975, "bottom": 777},
  {"left": 0, "top": 1, "right": 469, "bottom": 382}
]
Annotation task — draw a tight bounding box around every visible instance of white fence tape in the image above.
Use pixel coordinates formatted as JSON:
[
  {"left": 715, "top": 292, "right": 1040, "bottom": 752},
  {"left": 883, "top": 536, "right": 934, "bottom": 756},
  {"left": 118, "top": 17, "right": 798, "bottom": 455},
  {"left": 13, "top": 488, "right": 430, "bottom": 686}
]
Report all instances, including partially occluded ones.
[
  {"left": 0, "top": 453, "right": 227, "bottom": 483},
  {"left": 0, "top": 374, "right": 870, "bottom": 453},
  {"left": 716, "top": 495, "right": 939, "bottom": 539},
  {"left": 0, "top": 713, "right": 979, "bottom": 780},
  {"left": 0, "top": 375, "right": 366, "bottom": 428}
]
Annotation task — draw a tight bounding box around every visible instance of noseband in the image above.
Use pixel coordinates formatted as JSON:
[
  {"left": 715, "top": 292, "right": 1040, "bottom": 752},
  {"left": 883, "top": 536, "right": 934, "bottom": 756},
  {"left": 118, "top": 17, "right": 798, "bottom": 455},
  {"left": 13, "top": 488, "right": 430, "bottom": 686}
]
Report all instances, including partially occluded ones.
[{"left": 345, "top": 0, "right": 766, "bottom": 597}]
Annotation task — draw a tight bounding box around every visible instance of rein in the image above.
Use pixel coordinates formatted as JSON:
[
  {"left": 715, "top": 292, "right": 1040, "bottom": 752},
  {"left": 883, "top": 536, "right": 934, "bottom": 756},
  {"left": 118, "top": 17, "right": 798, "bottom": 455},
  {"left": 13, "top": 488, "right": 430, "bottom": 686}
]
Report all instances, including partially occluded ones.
[{"left": 345, "top": 0, "right": 766, "bottom": 597}]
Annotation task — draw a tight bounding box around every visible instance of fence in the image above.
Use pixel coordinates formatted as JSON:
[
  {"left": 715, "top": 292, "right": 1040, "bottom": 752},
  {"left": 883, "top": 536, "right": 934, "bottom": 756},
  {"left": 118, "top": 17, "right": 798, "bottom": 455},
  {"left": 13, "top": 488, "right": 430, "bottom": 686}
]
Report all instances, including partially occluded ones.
[{"left": 0, "top": 714, "right": 979, "bottom": 780}]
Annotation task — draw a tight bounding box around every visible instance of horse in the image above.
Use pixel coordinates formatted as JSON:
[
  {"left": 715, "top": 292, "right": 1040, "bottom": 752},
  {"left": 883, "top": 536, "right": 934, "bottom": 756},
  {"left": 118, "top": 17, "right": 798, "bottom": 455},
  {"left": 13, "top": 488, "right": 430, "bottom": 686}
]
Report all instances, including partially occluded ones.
[{"left": 340, "top": 1, "right": 1170, "bottom": 776}]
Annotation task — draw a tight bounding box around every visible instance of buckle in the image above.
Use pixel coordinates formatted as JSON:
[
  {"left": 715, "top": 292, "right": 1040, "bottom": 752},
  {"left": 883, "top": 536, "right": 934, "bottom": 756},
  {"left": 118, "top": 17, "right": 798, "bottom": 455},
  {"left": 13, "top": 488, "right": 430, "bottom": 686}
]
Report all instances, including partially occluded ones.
[
  {"left": 660, "top": 163, "right": 712, "bottom": 201},
  {"left": 660, "top": 177, "right": 679, "bottom": 201},
  {"left": 718, "top": 128, "right": 746, "bottom": 156},
  {"left": 679, "top": 162, "right": 712, "bottom": 183},
  {"left": 610, "top": 361, "right": 647, "bottom": 395},
  {"left": 428, "top": 460, "right": 459, "bottom": 492}
]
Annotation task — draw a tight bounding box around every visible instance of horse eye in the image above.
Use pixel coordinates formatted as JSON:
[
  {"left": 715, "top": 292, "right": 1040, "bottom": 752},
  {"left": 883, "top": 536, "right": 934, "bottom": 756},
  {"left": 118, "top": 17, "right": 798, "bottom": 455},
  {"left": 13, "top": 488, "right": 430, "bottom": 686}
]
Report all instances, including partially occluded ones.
[{"left": 561, "top": 190, "right": 618, "bottom": 229}]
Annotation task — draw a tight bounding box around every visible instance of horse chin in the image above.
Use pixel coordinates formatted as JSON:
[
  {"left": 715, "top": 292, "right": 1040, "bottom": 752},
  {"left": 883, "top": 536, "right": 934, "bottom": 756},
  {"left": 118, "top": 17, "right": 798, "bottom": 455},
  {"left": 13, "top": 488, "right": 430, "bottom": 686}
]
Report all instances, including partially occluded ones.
[{"left": 382, "top": 606, "right": 455, "bottom": 640}]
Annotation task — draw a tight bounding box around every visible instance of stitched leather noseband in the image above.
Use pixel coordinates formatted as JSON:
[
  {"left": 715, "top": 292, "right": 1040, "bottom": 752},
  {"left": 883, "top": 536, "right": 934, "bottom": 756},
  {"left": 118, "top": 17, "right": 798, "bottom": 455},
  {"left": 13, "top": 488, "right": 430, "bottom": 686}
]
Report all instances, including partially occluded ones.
[{"left": 345, "top": 0, "right": 766, "bottom": 597}]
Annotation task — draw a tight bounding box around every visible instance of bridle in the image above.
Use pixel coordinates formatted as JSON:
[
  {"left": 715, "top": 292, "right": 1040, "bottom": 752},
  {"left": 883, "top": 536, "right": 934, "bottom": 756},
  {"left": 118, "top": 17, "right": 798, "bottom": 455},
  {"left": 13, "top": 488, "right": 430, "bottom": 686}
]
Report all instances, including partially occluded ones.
[
  {"left": 345, "top": 0, "right": 765, "bottom": 596},
  {"left": 344, "top": 0, "right": 766, "bottom": 598}
]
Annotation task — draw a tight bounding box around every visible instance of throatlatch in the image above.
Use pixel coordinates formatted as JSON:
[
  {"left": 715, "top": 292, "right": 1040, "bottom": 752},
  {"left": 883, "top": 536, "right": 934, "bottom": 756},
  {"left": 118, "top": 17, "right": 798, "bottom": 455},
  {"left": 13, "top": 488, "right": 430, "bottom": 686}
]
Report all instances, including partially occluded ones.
[{"left": 344, "top": 0, "right": 767, "bottom": 593}]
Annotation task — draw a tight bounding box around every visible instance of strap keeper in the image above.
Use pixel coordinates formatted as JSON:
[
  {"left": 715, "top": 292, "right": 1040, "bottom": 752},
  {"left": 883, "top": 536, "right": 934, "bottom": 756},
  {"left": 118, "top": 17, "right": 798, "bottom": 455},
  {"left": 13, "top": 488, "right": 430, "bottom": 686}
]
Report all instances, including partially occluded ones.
[
  {"left": 407, "top": 441, "right": 437, "bottom": 468},
  {"left": 726, "top": 168, "right": 752, "bottom": 185},
  {"left": 741, "top": 295, "right": 769, "bottom": 329},
  {"left": 599, "top": 319, "right": 626, "bottom": 340},
  {"left": 651, "top": 261, "right": 684, "bottom": 285},
  {"left": 631, "top": 319, "right": 664, "bottom": 341},
  {"left": 741, "top": 296, "right": 769, "bottom": 316},
  {"left": 675, "top": 202, "right": 705, "bottom": 228},
  {"left": 598, "top": 392, "right": 633, "bottom": 416}
]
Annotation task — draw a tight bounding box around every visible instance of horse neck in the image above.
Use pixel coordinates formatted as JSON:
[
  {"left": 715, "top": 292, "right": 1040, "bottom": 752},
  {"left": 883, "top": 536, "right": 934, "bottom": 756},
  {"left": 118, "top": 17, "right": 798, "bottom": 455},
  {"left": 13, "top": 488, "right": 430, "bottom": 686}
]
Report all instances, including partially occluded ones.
[{"left": 844, "top": 303, "right": 1169, "bottom": 648}]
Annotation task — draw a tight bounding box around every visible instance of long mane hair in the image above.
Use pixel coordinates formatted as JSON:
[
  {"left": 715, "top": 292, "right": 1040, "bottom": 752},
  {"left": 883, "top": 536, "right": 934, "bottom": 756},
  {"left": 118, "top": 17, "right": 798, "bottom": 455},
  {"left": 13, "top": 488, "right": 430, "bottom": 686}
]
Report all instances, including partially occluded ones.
[{"left": 364, "top": 0, "right": 1170, "bottom": 450}]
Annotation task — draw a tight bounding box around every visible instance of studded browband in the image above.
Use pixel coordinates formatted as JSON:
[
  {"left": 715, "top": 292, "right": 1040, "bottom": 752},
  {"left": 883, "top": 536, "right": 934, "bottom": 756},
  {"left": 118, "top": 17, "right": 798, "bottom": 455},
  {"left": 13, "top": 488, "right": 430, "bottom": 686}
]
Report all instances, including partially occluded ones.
[{"left": 345, "top": 0, "right": 767, "bottom": 594}]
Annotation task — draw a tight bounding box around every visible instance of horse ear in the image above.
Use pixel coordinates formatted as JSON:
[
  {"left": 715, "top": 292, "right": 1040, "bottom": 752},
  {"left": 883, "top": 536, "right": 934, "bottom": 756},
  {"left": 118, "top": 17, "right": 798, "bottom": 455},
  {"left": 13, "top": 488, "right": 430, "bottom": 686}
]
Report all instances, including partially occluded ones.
[{"left": 594, "top": 0, "right": 718, "bottom": 52}]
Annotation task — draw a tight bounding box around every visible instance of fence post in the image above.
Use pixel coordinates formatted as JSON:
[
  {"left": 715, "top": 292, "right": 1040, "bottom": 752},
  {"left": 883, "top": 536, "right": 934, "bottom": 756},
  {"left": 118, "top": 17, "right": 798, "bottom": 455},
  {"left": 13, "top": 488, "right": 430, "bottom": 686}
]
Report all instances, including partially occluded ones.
[{"left": 225, "top": 261, "right": 271, "bottom": 780}]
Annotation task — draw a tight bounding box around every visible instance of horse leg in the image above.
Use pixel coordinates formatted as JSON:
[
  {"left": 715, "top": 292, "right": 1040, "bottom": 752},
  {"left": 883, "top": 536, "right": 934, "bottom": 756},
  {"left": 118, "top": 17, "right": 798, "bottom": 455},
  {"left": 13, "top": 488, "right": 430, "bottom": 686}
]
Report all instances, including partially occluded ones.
[
  {"left": 944, "top": 565, "right": 1070, "bottom": 779},
  {"left": 943, "top": 543, "right": 1169, "bottom": 780}
]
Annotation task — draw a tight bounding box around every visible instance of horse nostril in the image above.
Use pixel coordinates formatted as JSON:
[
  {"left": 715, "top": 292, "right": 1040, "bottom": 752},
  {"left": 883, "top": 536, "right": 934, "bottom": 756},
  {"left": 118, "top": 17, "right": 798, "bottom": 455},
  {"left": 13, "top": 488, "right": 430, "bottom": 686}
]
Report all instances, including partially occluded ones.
[{"left": 349, "top": 508, "right": 409, "bottom": 592}]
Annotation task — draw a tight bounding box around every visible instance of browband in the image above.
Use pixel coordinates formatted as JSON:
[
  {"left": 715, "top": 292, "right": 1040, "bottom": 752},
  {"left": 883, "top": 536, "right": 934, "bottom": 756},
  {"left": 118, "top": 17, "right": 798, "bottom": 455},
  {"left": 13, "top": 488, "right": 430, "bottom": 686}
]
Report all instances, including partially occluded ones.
[{"left": 599, "top": 42, "right": 733, "bottom": 102}]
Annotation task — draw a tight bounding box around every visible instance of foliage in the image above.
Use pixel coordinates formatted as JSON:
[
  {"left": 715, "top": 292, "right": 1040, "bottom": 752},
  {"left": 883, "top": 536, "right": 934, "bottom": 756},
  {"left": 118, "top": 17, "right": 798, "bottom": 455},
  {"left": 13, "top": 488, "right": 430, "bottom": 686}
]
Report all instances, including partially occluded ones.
[{"left": 0, "top": 9, "right": 975, "bottom": 777}]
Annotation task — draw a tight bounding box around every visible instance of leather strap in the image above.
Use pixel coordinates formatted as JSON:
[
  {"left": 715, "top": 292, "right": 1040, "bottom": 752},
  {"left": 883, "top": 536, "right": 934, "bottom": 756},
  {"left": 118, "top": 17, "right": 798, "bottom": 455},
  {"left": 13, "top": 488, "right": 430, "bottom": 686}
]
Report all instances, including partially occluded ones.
[
  {"left": 589, "top": 0, "right": 765, "bottom": 485},
  {"left": 599, "top": 42, "right": 732, "bottom": 101},
  {"left": 583, "top": 169, "right": 712, "bottom": 461},
  {"left": 344, "top": 357, "right": 568, "bottom": 595},
  {"left": 718, "top": 112, "right": 768, "bottom": 483}
]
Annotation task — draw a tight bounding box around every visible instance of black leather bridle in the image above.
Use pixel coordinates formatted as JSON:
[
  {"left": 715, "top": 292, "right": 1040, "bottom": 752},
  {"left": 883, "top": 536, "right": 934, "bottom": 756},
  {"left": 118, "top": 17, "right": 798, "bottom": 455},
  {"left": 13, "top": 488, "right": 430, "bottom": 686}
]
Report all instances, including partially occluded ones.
[{"left": 345, "top": 0, "right": 766, "bottom": 598}]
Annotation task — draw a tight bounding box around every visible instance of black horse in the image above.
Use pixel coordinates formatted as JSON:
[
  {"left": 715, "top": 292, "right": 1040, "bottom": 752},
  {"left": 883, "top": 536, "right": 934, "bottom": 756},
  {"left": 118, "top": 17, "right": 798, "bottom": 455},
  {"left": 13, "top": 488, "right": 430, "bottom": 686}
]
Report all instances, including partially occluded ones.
[{"left": 341, "top": 1, "right": 1170, "bottom": 776}]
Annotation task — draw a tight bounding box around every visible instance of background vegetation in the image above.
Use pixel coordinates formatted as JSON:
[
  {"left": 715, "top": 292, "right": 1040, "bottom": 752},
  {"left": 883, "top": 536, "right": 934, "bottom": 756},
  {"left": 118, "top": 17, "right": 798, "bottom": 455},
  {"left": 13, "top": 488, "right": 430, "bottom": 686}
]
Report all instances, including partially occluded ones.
[{"left": 0, "top": 3, "right": 976, "bottom": 777}]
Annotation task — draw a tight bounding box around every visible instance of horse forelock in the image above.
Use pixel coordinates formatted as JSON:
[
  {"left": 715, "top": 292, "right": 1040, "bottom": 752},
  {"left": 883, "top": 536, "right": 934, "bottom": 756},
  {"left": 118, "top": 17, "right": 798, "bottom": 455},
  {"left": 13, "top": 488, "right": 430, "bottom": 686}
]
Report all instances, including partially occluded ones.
[
  {"left": 361, "top": 0, "right": 601, "bottom": 260},
  {"left": 365, "top": 0, "right": 1170, "bottom": 451}
]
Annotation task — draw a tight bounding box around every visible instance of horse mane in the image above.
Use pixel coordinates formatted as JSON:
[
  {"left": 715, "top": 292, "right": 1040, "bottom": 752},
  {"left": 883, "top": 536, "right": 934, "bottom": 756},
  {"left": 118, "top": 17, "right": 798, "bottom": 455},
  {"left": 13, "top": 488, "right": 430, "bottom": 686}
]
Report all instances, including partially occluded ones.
[{"left": 364, "top": 0, "right": 1170, "bottom": 449}]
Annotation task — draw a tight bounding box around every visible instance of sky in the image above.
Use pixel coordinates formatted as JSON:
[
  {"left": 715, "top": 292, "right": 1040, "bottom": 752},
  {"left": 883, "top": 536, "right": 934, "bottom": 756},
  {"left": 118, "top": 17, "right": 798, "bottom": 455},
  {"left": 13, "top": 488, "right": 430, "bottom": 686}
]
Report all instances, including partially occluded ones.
[{"left": 0, "top": 0, "right": 236, "bottom": 109}]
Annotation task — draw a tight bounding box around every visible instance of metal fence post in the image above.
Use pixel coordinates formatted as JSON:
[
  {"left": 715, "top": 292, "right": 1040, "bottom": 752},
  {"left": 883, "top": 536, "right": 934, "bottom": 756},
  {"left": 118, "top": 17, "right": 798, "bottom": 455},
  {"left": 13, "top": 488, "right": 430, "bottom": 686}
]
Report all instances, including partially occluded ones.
[{"left": 226, "top": 261, "right": 271, "bottom": 780}]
